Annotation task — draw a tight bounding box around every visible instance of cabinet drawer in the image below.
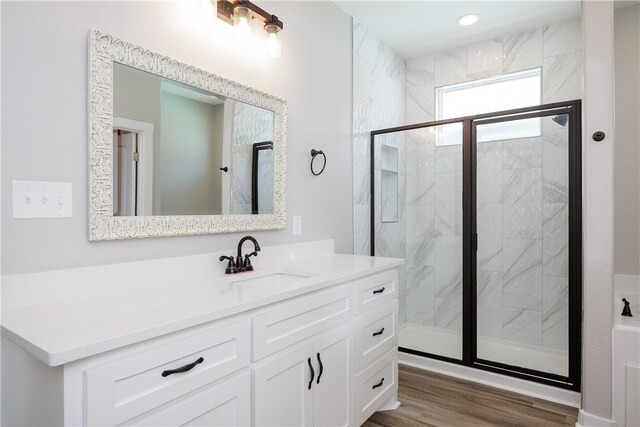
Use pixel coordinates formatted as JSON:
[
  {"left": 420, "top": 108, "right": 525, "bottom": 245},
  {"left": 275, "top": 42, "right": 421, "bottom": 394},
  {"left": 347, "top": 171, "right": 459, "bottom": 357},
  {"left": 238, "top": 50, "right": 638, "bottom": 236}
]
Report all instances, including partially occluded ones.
[
  {"left": 123, "top": 370, "right": 251, "bottom": 426},
  {"left": 252, "top": 284, "right": 352, "bottom": 361},
  {"left": 356, "top": 299, "right": 397, "bottom": 371},
  {"left": 356, "top": 349, "right": 397, "bottom": 426},
  {"left": 355, "top": 270, "right": 398, "bottom": 314},
  {"left": 85, "top": 318, "right": 250, "bottom": 426}
]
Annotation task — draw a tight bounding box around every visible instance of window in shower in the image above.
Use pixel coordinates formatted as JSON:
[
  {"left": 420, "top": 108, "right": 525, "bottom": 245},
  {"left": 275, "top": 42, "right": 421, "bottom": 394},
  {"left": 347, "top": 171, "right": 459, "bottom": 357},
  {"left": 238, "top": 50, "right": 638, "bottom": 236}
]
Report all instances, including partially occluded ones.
[{"left": 435, "top": 68, "right": 542, "bottom": 146}]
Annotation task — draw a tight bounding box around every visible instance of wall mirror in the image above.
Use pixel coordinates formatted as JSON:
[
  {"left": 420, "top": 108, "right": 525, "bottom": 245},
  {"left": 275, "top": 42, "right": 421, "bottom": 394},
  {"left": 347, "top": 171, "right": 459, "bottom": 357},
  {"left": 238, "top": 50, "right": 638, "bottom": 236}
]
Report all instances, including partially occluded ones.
[{"left": 89, "top": 30, "right": 287, "bottom": 240}]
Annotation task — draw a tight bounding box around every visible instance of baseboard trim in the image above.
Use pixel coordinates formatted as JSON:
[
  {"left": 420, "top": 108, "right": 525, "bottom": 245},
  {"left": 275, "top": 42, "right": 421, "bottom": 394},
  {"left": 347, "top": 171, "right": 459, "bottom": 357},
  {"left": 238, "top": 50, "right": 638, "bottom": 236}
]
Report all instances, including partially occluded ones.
[
  {"left": 399, "top": 352, "right": 580, "bottom": 408},
  {"left": 576, "top": 409, "right": 617, "bottom": 427}
]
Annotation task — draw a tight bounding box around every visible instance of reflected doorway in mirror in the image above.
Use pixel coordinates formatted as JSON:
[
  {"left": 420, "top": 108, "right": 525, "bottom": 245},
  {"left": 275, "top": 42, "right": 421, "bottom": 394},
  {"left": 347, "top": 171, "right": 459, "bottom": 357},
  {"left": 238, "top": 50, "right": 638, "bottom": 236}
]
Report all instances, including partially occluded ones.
[{"left": 112, "top": 117, "right": 154, "bottom": 217}]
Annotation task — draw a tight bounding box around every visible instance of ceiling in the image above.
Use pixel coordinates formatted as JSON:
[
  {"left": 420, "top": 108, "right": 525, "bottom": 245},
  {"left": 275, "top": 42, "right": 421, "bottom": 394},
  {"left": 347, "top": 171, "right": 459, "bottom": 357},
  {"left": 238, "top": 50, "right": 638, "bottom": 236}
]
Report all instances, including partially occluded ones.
[{"left": 334, "top": 1, "right": 583, "bottom": 59}]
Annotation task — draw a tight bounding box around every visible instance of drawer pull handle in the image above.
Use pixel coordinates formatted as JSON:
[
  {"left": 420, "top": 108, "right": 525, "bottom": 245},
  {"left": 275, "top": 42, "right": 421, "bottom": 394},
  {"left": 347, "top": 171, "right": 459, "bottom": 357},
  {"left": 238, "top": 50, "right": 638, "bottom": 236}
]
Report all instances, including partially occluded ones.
[
  {"left": 373, "top": 327, "right": 385, "bottom": 337},
  {"left": 372, "top": 287, "right": 385, "bottom": 294},
  {"left": 307, "top": 357, "right": 315, "bottom": 390},
  {"left": 316, "top": 352, "right": 324, "bottom": 384},
  {"left": 161, "top": 357, "right": 204, "bottom": 377},
  {"left": 372, "top": 378, "right": 385, "bottom": 389}
]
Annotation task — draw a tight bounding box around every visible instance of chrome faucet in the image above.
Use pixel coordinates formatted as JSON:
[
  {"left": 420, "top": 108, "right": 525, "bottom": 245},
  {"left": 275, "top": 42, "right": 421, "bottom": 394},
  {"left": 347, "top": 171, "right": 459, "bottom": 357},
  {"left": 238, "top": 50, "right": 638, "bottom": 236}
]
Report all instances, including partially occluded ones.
[{"left": 219, "top": 235, "right": 261, "bottom": 274}]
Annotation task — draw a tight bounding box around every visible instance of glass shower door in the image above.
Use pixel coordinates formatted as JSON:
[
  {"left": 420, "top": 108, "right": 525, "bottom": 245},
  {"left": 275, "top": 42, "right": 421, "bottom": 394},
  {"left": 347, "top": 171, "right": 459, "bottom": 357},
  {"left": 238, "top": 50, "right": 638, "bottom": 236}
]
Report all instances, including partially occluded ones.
[
  {"left": 373, "top": 122, "right": 464, "bottom": 361},
  {"left": 474, "top": 112, "right": 572, "bottom": 377},
  {"left": 371, "top": 101, "right": 581, "bottom": 388}
]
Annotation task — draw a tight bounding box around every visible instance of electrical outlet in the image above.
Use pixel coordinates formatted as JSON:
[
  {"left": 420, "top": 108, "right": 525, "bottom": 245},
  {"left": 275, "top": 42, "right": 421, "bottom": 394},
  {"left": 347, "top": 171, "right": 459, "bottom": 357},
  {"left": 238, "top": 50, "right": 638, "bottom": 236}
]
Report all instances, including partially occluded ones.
[
  {"left": 12, "top": 180, "right": 73, "bottom": 218},
  {"left": 293, "top": 215, "right": 302, "bottom": 235}
]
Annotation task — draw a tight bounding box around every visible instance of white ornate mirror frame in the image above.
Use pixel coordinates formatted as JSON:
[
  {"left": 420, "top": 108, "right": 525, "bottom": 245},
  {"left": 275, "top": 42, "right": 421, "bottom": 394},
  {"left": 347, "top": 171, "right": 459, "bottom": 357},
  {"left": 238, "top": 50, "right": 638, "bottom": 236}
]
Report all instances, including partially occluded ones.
[{"left": 88, "top": 30, "right": 287, "bottom": 241}]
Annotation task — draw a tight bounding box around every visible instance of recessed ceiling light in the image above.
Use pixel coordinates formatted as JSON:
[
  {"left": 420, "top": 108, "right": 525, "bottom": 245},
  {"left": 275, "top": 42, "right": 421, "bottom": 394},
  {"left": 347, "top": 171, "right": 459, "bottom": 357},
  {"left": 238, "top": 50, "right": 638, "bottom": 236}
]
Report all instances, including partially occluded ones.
[{"left": 457, "top": 14, "right": 479, "bottom": 26}]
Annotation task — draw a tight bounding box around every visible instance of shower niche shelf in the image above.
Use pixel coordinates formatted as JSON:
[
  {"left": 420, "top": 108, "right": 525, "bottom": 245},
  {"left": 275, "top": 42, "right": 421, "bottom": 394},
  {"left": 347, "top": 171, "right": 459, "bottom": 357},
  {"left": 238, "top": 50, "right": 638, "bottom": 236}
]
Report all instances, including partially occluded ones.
[{"left": 380, "top": 144, "right": 398, "bottom": 223}]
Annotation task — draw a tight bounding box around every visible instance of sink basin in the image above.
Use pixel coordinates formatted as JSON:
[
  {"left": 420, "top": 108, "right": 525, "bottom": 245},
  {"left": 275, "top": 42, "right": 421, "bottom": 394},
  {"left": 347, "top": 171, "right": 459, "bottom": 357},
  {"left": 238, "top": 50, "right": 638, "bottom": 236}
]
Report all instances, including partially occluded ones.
[{"left": 227, "top": 270, "right": 312, "bottom": 289}]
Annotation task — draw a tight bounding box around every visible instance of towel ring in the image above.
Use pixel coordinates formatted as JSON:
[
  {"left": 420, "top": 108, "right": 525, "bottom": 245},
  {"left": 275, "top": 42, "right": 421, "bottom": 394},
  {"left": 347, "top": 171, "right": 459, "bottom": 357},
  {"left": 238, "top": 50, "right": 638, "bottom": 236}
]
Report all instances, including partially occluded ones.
[{"left": 310, "top": 149, "right": 326, "bottom": 176}]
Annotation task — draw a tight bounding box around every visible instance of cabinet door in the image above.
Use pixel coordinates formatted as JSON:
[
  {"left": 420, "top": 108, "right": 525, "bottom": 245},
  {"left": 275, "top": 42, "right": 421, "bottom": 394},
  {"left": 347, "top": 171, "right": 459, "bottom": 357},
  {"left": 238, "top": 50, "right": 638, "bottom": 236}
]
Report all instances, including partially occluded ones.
[
  {"left": 313, "top": 322, "right": 355, "bottom": 427},
  {"left": 253, "top": 340, "right": 314, "bottom": 426}
]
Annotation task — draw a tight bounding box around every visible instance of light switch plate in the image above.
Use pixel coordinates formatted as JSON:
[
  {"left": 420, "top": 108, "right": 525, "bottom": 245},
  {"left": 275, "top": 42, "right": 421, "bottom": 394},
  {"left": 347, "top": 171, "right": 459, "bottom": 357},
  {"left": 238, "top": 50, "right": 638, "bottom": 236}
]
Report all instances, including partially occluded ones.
[{"left": 13, "top": 180, "right": 73, "bottom": 218}]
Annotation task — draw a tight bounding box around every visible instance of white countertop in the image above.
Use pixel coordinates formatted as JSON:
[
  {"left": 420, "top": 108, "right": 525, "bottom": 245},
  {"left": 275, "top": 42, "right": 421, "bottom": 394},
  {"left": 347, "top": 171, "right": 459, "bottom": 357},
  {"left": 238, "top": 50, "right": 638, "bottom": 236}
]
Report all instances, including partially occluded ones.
[{"left": 2, "top": 247, "right": 403, "bottom": 367}]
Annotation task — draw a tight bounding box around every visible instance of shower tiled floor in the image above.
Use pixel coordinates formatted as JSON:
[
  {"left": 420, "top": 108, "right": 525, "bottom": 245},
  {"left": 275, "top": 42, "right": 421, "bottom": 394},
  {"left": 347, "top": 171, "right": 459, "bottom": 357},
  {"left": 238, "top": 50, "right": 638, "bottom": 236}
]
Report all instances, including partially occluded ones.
[{"left": 364, "top": 364, "right": 578, "bottom": 427}]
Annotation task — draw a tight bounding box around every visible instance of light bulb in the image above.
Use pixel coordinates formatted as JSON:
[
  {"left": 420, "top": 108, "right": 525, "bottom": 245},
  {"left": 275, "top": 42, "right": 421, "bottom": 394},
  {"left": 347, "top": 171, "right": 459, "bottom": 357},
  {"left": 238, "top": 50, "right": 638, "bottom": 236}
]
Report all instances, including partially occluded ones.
[
  {"left": 233, "top": 6, "right": 252, "bottom": 40},
  {"left": 264, "top": 23, "right": 281, "bottom": 59}
]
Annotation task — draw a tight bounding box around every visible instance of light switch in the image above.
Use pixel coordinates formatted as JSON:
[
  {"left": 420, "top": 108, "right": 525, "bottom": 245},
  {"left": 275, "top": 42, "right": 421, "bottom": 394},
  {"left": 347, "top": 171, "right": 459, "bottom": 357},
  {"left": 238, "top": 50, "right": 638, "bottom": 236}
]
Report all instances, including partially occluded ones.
[
  {"left": 293, "top": 215, "right": 302, "bottom": 236},
  {"left": 13, "top": 180, "right": 72, "bottom": 218}
]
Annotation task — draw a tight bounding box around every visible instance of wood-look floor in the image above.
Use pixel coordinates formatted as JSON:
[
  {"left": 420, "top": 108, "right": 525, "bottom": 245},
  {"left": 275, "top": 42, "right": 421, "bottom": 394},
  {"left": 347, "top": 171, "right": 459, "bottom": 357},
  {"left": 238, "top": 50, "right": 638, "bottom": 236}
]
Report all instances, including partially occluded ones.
[{"left": 364, "top": 365, "right": 578, "bottom": 427}]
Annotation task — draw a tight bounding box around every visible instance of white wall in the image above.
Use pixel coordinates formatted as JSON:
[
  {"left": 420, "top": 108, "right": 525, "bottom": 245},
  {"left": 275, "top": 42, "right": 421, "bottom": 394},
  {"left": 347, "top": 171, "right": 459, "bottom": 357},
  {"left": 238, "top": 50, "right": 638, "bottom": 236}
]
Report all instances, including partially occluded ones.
[
  {"left": 580, "top": 1, "right": 616, "bottom": 424},
  {"left": 0, "top": 1, "right": 353, "bottom": 274},
  {"left": 614, "top": 4, "right": 640, "bottom": 276}
]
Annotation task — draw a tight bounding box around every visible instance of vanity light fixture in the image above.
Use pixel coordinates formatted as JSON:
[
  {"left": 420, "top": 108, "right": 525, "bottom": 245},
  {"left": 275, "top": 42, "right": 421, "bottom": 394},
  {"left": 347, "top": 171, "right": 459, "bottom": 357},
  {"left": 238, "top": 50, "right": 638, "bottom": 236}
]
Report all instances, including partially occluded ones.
[
  {"left": 264, "top": 23, "right": 281, "bottom": 59},
  {"left": 232, "top": 4, "right": 253, "bottom": 39},
  {"left": 457, "top": 14, "right": 479, "bottom": 26},
  {"left": 216, "top": 0, "right": 284, "bottom": 58}
]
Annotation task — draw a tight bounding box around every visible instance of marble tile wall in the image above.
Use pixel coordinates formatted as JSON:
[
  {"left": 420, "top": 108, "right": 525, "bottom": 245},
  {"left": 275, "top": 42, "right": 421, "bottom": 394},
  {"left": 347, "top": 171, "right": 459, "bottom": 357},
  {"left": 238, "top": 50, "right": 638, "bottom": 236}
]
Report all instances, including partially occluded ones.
[
  {"left": 352, "top": 20, "right": 407, "bottom": 255},
  {"left": 351, "top": 21, "right": 407, "bottom": 320},
  {"left": 402, "top": 18, "right": 580, "bottom": 351}
]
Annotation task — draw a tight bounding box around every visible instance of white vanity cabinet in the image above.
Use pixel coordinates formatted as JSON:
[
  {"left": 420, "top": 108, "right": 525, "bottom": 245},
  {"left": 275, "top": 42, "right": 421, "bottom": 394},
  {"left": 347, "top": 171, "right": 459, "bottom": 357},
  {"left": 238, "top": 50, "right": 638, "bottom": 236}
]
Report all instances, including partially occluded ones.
[
  {"left": 2, "top": 260, "right": 402, "bottom": 427},
  {"left": 352, "top": 269, "right": 400, "bottom": 425}
]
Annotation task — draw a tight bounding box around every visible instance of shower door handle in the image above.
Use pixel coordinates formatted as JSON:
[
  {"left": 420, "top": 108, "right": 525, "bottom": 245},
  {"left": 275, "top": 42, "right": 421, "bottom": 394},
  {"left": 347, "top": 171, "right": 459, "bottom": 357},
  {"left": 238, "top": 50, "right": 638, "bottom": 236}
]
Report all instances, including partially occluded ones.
[{"left": 473, "top": 233, "right": 478, "bottom": 252}]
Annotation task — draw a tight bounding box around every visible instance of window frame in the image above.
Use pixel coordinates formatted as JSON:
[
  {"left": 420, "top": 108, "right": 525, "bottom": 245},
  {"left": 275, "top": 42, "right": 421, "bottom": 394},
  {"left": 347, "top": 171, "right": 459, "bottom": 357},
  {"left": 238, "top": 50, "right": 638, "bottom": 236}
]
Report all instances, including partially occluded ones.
[{"left": 435, "top": 67, "right": 542, "bottom": 146}]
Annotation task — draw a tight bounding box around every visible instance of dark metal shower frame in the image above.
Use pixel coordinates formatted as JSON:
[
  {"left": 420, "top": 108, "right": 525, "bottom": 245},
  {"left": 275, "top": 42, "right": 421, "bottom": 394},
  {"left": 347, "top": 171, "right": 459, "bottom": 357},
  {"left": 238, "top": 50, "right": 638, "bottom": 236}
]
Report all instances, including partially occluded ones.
[{"left": 369, "top": 100, "right": 582, "bottom": 391}]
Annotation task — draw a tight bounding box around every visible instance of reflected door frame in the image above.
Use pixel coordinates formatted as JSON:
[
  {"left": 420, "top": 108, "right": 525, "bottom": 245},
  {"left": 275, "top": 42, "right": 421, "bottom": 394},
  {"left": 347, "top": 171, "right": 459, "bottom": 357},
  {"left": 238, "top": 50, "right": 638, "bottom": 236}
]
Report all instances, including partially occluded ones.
[
  {"left": 220, "top": 101, "right": 235, "bottom": 215},
  {"left": 113, "top": 117, "right": 154, "bottom": 216},
  {"left": 113, "top": 130, "right": 136, "bottom": 215}
]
